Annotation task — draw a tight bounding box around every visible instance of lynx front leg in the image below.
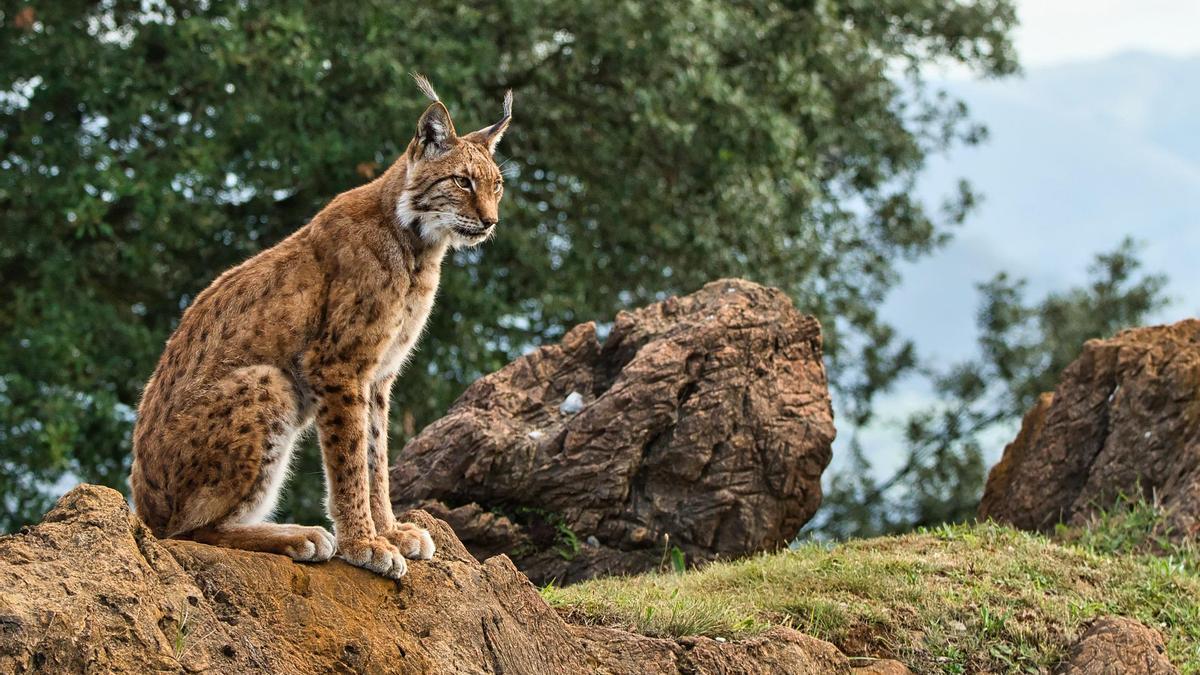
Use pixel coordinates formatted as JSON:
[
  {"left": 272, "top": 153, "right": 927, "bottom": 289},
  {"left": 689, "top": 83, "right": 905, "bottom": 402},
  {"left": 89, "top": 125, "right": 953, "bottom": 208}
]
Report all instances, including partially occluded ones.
[
  {"left": 312, "top": 371, "right": 406, "bottom": 579},
  {"left": 368, "top": 378, "right": 435, "bottom": 560}
]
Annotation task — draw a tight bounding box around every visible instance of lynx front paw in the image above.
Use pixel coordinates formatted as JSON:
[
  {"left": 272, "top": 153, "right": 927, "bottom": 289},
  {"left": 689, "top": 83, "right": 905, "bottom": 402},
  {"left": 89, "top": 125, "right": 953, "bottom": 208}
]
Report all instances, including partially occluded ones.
[
  {"left": 338, "top": 536, "right": 407, "bottom": 579},
  {"left": 381, "top": 523, "right": 436, "bottom": 560},
  {"left": 285, "top": 525, "right": 337, "bottom": 562}
]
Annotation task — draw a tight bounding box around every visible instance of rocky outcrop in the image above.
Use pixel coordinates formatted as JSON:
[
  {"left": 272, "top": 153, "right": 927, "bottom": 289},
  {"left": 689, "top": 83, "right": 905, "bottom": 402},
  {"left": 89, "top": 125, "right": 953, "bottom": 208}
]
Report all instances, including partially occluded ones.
[
  {"left": 1057, "top": 617, "right": 1177, "bottom": 674},
  {"left": 390, "top": 279, "right": 836, "bottom": 584},
  {"left": 980, "top": 320, "right": 1200, "bottom": 535},
  {"left": 0, "top": 485, "right": 876, "bottom": 674}
]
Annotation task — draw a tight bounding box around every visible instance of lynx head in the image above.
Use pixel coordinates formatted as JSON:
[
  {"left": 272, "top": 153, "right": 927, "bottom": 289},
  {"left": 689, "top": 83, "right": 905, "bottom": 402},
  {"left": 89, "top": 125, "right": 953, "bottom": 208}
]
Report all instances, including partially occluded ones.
[{"left": 397, "top": 74, "right": 512, "bottom": 249}]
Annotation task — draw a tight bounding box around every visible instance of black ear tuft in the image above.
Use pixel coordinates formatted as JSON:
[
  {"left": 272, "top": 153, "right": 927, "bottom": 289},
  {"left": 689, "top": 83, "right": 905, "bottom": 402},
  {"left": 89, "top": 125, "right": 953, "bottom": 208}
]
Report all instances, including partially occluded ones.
[{"left": 415, "top": 102, "right": 456, "bottom": 160}]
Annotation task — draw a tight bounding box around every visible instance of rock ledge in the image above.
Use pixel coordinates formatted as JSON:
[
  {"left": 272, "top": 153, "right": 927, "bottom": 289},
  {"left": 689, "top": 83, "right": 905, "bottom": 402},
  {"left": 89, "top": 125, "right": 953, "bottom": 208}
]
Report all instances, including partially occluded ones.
[{"left": 0, "top": 485, "right": 857, "bottom": 674}]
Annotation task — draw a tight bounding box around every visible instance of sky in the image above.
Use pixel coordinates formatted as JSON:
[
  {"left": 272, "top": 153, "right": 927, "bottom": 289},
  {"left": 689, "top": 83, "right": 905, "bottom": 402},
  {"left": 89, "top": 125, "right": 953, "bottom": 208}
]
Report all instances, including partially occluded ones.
[
  {"left": 847, "top": 1, "right": 1200, "bottom": 478},
  {"left": 1016, "top": 0, "right": 1200, "bottom": 66}
]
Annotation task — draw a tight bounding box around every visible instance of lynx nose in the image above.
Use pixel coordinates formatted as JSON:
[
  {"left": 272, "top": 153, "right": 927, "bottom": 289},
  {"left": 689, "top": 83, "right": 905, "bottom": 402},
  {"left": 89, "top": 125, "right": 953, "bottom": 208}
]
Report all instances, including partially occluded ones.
[{"left": 480, "top": 216, "right": 498, "bottom": 228}]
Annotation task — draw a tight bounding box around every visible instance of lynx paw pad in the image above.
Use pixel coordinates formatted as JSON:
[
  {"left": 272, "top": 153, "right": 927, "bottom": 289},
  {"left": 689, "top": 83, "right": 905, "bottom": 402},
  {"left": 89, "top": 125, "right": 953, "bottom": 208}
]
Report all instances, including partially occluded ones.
[
  {"left": 382, "top": 523, "right": 436, "bottom": 560},
  {"left": 338, "top": 536, "right": 407, "bottom": 579}
]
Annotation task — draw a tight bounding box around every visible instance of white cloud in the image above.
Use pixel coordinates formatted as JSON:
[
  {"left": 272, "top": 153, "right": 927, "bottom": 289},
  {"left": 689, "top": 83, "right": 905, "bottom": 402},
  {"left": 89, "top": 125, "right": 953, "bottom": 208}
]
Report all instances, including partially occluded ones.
[{"left": 1017, "top": 0, "right": 1200, "bottom": 66}]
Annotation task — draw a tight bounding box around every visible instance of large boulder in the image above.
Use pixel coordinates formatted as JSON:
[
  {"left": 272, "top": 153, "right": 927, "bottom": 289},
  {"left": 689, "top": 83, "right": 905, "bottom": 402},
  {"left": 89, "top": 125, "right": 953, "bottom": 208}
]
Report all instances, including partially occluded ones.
[
  {"left": 0, "top": 484, "right": 857, "bottom": 674},
  {"left": 980, "top": 320, "right": 1200, "bottom": 535},
  {"left": 390, "top": 279, "right": 836, "bottom": 584}
]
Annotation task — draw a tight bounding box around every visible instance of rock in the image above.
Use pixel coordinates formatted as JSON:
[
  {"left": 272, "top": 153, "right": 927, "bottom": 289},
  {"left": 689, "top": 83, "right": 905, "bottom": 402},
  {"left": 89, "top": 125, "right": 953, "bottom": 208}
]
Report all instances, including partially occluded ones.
[
  {"left": 390, "top": 279, "right": 836, "bottom": 584},
  {"left": 1056, "top": 616, "right": 1176, "bottom": 674},
  {"left": 0, "top": 484, "right": 856, "bottom": 674},
  {"left": 853, "top": 659, "right": 914, "bottom": 675},
  {"left": 979, "top": 321, "right": 1200, "bottom": 535}
]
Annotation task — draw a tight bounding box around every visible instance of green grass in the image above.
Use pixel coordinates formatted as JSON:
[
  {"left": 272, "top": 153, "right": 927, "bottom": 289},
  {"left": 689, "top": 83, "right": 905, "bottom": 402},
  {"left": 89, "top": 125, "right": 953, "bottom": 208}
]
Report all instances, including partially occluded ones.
[
  {"left": 1058, "top": 491, "right": 1200, "bottom": 573},
  {"left": 543, "top": 502, "right": 1200, "bottom": 673}
]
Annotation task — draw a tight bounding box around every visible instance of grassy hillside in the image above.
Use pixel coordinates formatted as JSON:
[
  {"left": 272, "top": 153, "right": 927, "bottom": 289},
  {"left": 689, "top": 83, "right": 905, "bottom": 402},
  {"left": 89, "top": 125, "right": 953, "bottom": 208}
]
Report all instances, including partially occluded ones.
[{"left": 544, "top": 501, "right": 1200, "bottom": 673}]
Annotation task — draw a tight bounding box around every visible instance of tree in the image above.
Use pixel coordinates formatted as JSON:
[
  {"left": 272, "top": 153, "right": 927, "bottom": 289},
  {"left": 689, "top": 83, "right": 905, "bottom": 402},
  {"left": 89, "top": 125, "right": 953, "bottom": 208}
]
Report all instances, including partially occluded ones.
[
  {"left": 0, "top": 1, "right": 1017, "bottom": 530},
  {"left": 813, "top": 239, "right": 1171, "bottom": 539}
]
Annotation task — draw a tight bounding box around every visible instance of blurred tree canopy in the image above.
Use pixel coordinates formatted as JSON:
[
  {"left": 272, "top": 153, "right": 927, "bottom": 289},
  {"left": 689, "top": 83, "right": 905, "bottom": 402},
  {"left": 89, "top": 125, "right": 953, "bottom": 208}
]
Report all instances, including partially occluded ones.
[
  {"left": 0, "top": 1, "right": 1017, "bottom": 530},
  {"left": 814, "top": 239, "right": 1171, "bottom": 540}
]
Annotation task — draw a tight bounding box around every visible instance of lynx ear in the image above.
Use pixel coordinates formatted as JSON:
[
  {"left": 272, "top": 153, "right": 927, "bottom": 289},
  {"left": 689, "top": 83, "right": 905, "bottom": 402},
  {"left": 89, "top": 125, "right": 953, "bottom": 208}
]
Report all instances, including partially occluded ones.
[
  {"left": 414, "top": 101, "right": 456, "bottom": 160},
  {"left": 463, "top": 90, "right": 513, "bottom": 154}
]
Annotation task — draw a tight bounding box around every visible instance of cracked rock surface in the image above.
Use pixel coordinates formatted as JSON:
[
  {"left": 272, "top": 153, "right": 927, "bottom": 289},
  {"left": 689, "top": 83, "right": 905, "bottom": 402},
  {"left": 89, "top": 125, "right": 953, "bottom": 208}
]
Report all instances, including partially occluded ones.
[
  {"left": 390, "top": 279, "right": 836, "bottom": 584},
  {"left": 0, "top": 485, "right": 854, "bottom": 674},
  {"left": 980, "top": 320, "right": 1200, "bottom": 536}
]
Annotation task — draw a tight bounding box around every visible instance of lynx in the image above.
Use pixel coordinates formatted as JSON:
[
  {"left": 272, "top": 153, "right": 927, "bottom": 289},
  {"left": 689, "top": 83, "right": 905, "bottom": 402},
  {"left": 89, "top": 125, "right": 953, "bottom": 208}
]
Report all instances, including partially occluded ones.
[{"left": 129, "top": 76, "right": 512, "bottom": 579}]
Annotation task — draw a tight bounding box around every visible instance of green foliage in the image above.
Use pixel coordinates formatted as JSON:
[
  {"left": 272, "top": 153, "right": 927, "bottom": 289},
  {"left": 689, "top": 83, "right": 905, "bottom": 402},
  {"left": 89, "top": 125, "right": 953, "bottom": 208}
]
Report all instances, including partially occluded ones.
[
  {"left": 815, "top": 239, "right": 1171, "bottom": 539},
  {"left": 544, "top": 521, "right": 1200, "bottom": 672},
  {"left": 554, "top": 521, "right": 580, "bottom": 561},
  {"left": 0, "top": 1, "right": 1017, "bottom": 529}
]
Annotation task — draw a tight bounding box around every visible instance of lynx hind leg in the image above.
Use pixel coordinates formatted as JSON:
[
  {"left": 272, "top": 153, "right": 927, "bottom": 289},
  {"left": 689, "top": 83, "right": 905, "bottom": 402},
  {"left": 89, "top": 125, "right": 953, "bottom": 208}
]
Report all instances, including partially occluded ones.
[
  {"left": 381, "top": 522, "right": 435, "bottom": 560},
  {"left": 167, "top": 365, "right": 330, "bottom": 563},
  {"left": 190, "top": 523, "right": 335, "bottom": 562}
]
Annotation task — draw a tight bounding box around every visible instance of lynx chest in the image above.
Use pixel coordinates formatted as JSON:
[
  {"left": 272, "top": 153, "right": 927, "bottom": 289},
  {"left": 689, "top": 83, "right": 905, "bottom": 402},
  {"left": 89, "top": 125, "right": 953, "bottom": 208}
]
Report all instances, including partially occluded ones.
[{"left": 375, "top": 254, "right": 443, "bottom": 382}]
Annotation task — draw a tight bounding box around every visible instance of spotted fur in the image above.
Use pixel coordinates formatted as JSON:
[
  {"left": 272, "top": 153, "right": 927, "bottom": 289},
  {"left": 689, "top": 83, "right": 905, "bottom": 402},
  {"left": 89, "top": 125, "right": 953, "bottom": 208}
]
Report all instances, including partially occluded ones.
[{"left": 129, "top": 78, "right": 512, "bottom": 579}]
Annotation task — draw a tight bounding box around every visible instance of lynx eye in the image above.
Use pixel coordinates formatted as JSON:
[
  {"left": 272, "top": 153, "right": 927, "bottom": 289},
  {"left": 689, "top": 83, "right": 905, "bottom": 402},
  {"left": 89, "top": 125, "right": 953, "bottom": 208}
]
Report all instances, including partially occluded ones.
[
  {"left": 493, "top": 182, "right": 503, "bottom": 195},
  {"left": 452, "top": 175, "right": 472, "bottom": 191}
]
